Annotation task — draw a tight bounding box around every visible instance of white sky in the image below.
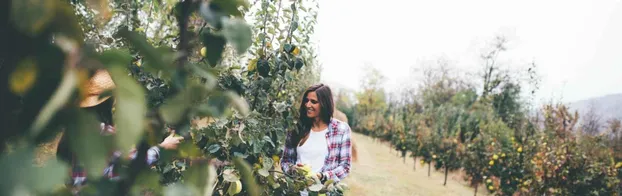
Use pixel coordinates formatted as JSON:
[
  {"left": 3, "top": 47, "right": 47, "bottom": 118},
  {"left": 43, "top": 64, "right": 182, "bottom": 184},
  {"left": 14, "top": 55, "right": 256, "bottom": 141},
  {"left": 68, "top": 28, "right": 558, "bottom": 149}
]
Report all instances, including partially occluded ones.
[{"left": 315, "top": 0, "right": 622, "bottom": 104}]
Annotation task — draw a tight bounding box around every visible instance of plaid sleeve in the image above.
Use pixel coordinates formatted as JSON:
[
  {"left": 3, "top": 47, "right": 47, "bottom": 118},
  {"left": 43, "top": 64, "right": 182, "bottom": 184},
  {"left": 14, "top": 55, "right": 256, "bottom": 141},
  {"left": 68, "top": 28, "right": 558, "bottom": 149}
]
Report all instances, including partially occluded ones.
[
  {"left": 128, "top": 146, "right": 160, "bottom": 166},
  {"left": 323, "top": 123, "right": 352, "bottom": 181},
  {"left": 146, "top": 146, "right": 160, "bottom": 165},
  {"left": 280, "top": 131, "right": 297, "bottom": 174},
  {"left": 70, "top": 156, "right": 87, "bottom": 186}
]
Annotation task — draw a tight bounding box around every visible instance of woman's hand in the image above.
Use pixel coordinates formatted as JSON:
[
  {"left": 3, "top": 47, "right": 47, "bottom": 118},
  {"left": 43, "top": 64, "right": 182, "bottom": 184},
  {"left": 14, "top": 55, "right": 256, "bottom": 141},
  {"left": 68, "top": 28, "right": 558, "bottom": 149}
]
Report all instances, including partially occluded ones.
[{"left": 159, "top": 132, "right": 184, "bottom": 150}]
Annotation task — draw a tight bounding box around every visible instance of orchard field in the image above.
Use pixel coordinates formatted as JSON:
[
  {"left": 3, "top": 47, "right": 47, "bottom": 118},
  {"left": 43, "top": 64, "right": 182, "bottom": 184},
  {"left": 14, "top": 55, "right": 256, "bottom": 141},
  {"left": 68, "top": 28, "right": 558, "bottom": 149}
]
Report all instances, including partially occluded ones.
[
  {"left": 1, "top": 0, "right": 621, "bottom": 196},
  {"left": 340, "top": 38, "right": 622, "bottom": 195},
  {"left": 343, "top": 132, "right": 489, "bottom": 196}
]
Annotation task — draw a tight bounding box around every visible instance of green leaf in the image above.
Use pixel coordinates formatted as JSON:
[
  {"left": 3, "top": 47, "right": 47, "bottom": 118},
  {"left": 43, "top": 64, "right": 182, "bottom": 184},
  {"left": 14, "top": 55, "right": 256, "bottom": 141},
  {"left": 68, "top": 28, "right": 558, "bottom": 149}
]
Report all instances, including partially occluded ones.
[
  {"left": 233, "top": 158, "right": 262, "bottom": 196},
  {"left": 222, "top": 18, "right": 253, "bottom": 55},
  {"left": 261, "top": 154, "right": 273, "bottom": 169},
  {"left": 214, "top": 118, "right": 230, "bottom": 128},
  {"left": 283, "top": 44, "right": 294, "bottom": 53},
  {"left": 198, "top": 2, "right": 224, "bottom": 29},
  {"left": 246, "top": 117, "right": 259, "bottom": 126},
  {"left": 186, "top": 162, "right": 216, "bottom": 196},
  {"left": 337, "top": 183, "right": 349, "bottom": 191},
  {"left": 161, "top": 83, "right": 209, "bottom": 124},
  {"left": 225, "top": 91, "right": 250, "bottom": 116},
  {"left": 205, "top": 163, "right": 218, "bottom": 196},
  {"left": 66, "top": 110, "right": 111, "bottom": 178},
  {"left": 109, "top": 65, "right": 146, "bottom": 151},
  {"left": 190, "top": 64, "right": 218, "bottom": 90},
  {"left": 164, "top": 184, "right": 200, "bottom": 196},
  {"left": 99, "top": 49, "right": 133, "bottom": 65},
  {"left": 223, "top": 169, "right": 239, "bottom": 182},
  {"left": 252, "top": 141, "right": 263, "bottom": 154},
  {"left": 203, "top": 92, "right": 230, "bottom": 117},
  {"left": 10, "top": 0, "right": 55, "bottom": 36},
  {"left": 51, "top": 3, "right": 85, "bottom": 42},
  {"left": 211, "top": 0, "right": 250, "bottom": 17},
  {"left": 160, "top": 90, "right": 190, "bottom": 125},
  {"left": 274, "top": 101, "right": 288, "bottom": 113},
  {"left": 178, "top": 141, "right": 202, "bottom": 157},
  {"left": 195, "top": 89, "right": 245, "bottom": 118},
  {"left": 323, "top": 179, "right": 335, "bottom": 187},
  {"left": 263, "top": 135, "right": 275, "bottom": 147},
  {"left": 117, "top": 28, "right": 173, "bottom": 70},
  {"left": 29, "top": 69, "right": 77, "bottom": 137},
  {"left": 130, "top": 170, "right": 162, "bottom": 195},
  {"left": 268, "top": 175, "right": 280, "bottom": 189},
  {"left": 0, "top": 147, "right": 69, "bottom": 195},
  {"left": 175, "top": 161, "right": 186, "bottom": 169},
  {"left": 208, "top": 144, "right": 221, "bottom": 153},
  {"left": 308, "top": 184, "right": 323, "bottom": 192},
  {"left": 258, "top": 168, "right": 269, "bottom": 177},
  {"left": 201, "top": 31, "right": 226, "bottom": 67},
  {"left": 162, "top": 164, "right": 174, "bottom": 174},
  {"left": 233, "top": 152, "right": 248, "bottom": 158},
  {"left": 258, "top": 33, "right": 266, "bottom": 42}
]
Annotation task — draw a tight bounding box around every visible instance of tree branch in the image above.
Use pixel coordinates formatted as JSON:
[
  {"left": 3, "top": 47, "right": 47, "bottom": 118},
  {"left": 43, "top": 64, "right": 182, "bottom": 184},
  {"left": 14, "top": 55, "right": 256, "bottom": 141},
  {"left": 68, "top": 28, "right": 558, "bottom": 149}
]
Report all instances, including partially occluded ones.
[
  {"left": 286, "top": 2, "right": 297, "bottom": 45},
  {"left": 269, "top": 0, "right": 282, "bottom": 44},
  {"left": 261, "top": 0, "right": 269, "bottom": 57},
  {"left": 176, "top": 0, "right": 193, "bottom": 69}
]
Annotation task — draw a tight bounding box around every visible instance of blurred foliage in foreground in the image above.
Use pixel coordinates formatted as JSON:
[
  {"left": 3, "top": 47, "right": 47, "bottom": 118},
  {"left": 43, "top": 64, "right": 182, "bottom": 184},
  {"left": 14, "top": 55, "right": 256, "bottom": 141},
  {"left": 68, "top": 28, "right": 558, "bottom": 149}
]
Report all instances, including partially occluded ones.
[{"left": 0, "top": 0, "right": 347, "bottom": 195}]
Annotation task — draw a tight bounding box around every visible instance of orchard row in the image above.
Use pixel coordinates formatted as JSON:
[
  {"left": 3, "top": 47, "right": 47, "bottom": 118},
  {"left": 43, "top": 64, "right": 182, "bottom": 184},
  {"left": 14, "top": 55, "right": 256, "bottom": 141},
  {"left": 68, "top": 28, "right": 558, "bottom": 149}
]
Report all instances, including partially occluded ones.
[{"left": 340, "top": 39, "right": 622, "bottom": 195}]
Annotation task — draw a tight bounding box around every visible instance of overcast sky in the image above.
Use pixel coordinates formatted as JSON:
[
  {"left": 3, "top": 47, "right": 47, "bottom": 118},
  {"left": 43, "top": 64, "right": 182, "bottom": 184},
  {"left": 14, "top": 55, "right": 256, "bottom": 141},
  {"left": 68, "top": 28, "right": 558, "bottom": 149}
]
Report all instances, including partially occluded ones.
[{"left": 315, "top": 0, "right": 622, "bottom": 104}]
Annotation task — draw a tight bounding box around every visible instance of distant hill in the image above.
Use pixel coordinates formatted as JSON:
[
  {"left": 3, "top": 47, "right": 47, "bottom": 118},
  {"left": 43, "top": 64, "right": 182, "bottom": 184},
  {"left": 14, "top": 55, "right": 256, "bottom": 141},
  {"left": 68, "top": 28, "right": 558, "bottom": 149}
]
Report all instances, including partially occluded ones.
[{"left": 568, "top": 93, "right": 622, "bottom": 122}]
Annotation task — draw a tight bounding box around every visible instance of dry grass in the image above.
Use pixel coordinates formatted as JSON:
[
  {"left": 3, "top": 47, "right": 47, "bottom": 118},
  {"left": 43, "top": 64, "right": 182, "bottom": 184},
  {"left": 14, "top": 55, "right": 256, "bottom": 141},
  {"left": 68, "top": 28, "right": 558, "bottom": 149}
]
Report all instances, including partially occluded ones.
[{"left": 343, "top": 132, "right": 489, "bottom": 196}]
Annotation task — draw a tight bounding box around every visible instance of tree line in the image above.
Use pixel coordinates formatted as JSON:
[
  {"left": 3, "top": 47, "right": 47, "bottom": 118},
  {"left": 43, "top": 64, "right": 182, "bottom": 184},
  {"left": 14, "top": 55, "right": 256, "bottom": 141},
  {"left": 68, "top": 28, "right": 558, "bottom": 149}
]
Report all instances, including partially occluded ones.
[{"left": 338, "top": 37, "right": 622, "bottom": 196}]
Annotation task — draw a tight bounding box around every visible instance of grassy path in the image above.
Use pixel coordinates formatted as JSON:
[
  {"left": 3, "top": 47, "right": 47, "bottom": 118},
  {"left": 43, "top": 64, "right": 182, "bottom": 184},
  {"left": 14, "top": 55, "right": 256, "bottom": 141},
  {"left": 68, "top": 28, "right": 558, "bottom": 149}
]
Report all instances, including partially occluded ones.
[{"left": 342, "top": 132, "right": 488, "bottom": 196}]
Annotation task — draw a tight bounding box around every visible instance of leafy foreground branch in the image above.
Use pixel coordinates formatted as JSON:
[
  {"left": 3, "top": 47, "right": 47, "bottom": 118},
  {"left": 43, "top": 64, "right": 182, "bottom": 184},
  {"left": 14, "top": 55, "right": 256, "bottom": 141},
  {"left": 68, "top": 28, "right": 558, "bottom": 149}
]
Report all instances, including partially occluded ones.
[{"left": 0, "top": 0, "right": 346, "bottom": 195}]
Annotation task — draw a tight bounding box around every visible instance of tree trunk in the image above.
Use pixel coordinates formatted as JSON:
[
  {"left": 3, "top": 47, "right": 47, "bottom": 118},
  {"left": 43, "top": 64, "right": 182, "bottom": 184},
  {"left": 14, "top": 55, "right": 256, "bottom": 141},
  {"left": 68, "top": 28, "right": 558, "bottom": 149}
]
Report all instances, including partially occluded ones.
[
  {"left": 474, "top": 184, "right": 478, "bottom": 196},
  {"left": 403, "top": 155, "right": 406, "bottom": 163},
  {"left": 443, "top": 167, "right": 448, "bottom": 186},
  {"left": 428, "top": 163, "right": 431, "bottom": 177}
]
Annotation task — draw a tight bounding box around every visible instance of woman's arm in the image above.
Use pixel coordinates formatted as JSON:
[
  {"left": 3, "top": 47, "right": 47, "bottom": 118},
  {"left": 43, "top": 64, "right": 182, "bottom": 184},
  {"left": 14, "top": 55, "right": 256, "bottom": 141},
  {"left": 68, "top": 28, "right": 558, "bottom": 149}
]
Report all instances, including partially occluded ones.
[
  {"left": 128, "top": 146, "right": 161, "bottom": 166},
  {"left": 128, "top": 133, "right": 184, "bottom": 165},
  {"left": 321, "top": 124, "right": 352, "bottom": 182}
]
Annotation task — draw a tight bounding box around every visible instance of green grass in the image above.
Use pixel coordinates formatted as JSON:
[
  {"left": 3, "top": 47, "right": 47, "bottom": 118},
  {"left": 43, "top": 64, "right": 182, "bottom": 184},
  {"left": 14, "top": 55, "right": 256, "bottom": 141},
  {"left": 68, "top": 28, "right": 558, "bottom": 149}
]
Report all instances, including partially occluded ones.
[{"left": 343, "top": 132, "right": 489, "bottom": 196}]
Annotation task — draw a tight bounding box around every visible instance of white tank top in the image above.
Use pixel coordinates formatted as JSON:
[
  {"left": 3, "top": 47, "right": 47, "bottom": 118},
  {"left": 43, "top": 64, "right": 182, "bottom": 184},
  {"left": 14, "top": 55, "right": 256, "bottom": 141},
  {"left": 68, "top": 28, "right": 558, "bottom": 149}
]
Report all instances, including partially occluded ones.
[{"left": 296, "top": 128, "right": 329, "bottom": 173}]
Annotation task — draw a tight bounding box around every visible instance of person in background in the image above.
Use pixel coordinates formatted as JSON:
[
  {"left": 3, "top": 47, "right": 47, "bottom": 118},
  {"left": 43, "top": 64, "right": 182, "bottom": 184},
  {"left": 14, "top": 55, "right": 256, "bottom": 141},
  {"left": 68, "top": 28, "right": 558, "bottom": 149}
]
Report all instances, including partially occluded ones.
[
  {"left": 55, "top": 69, "right": 183, "bottom": 189},
  {"left": 280, "top": 83, "right": 353, "bottom": 191}
]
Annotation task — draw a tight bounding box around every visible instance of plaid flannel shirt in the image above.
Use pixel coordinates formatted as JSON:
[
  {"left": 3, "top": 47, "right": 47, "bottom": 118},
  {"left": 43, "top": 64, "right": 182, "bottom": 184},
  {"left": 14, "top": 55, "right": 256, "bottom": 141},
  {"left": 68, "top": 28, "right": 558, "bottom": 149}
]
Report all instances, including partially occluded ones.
[
  {"left": 280, "top": 118, "right": 352, "bottom": 182},
  {"left": 70, "top": 123, "right": 160, "bottom": 186}
]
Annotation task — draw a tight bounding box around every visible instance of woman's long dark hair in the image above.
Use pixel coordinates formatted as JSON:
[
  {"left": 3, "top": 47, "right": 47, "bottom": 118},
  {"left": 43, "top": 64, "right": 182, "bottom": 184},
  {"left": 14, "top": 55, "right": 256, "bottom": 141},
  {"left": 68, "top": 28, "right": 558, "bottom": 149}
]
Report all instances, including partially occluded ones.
[{"left": 287, "top": 84, "right": 334, "bottom": 148}]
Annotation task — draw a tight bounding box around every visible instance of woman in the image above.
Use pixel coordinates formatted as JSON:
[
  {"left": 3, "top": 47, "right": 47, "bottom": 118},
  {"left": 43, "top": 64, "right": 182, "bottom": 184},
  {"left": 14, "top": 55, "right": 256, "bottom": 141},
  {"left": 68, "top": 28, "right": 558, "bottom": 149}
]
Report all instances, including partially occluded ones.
[
  {"left": 332, "top": 108, "right": 357, "bottom": 162},
  {"left": 56, "top": 69, "right": 183, "bottom": 187},
  {"left": 280, "top": 84, "right": 353, "bottom": 185}
]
